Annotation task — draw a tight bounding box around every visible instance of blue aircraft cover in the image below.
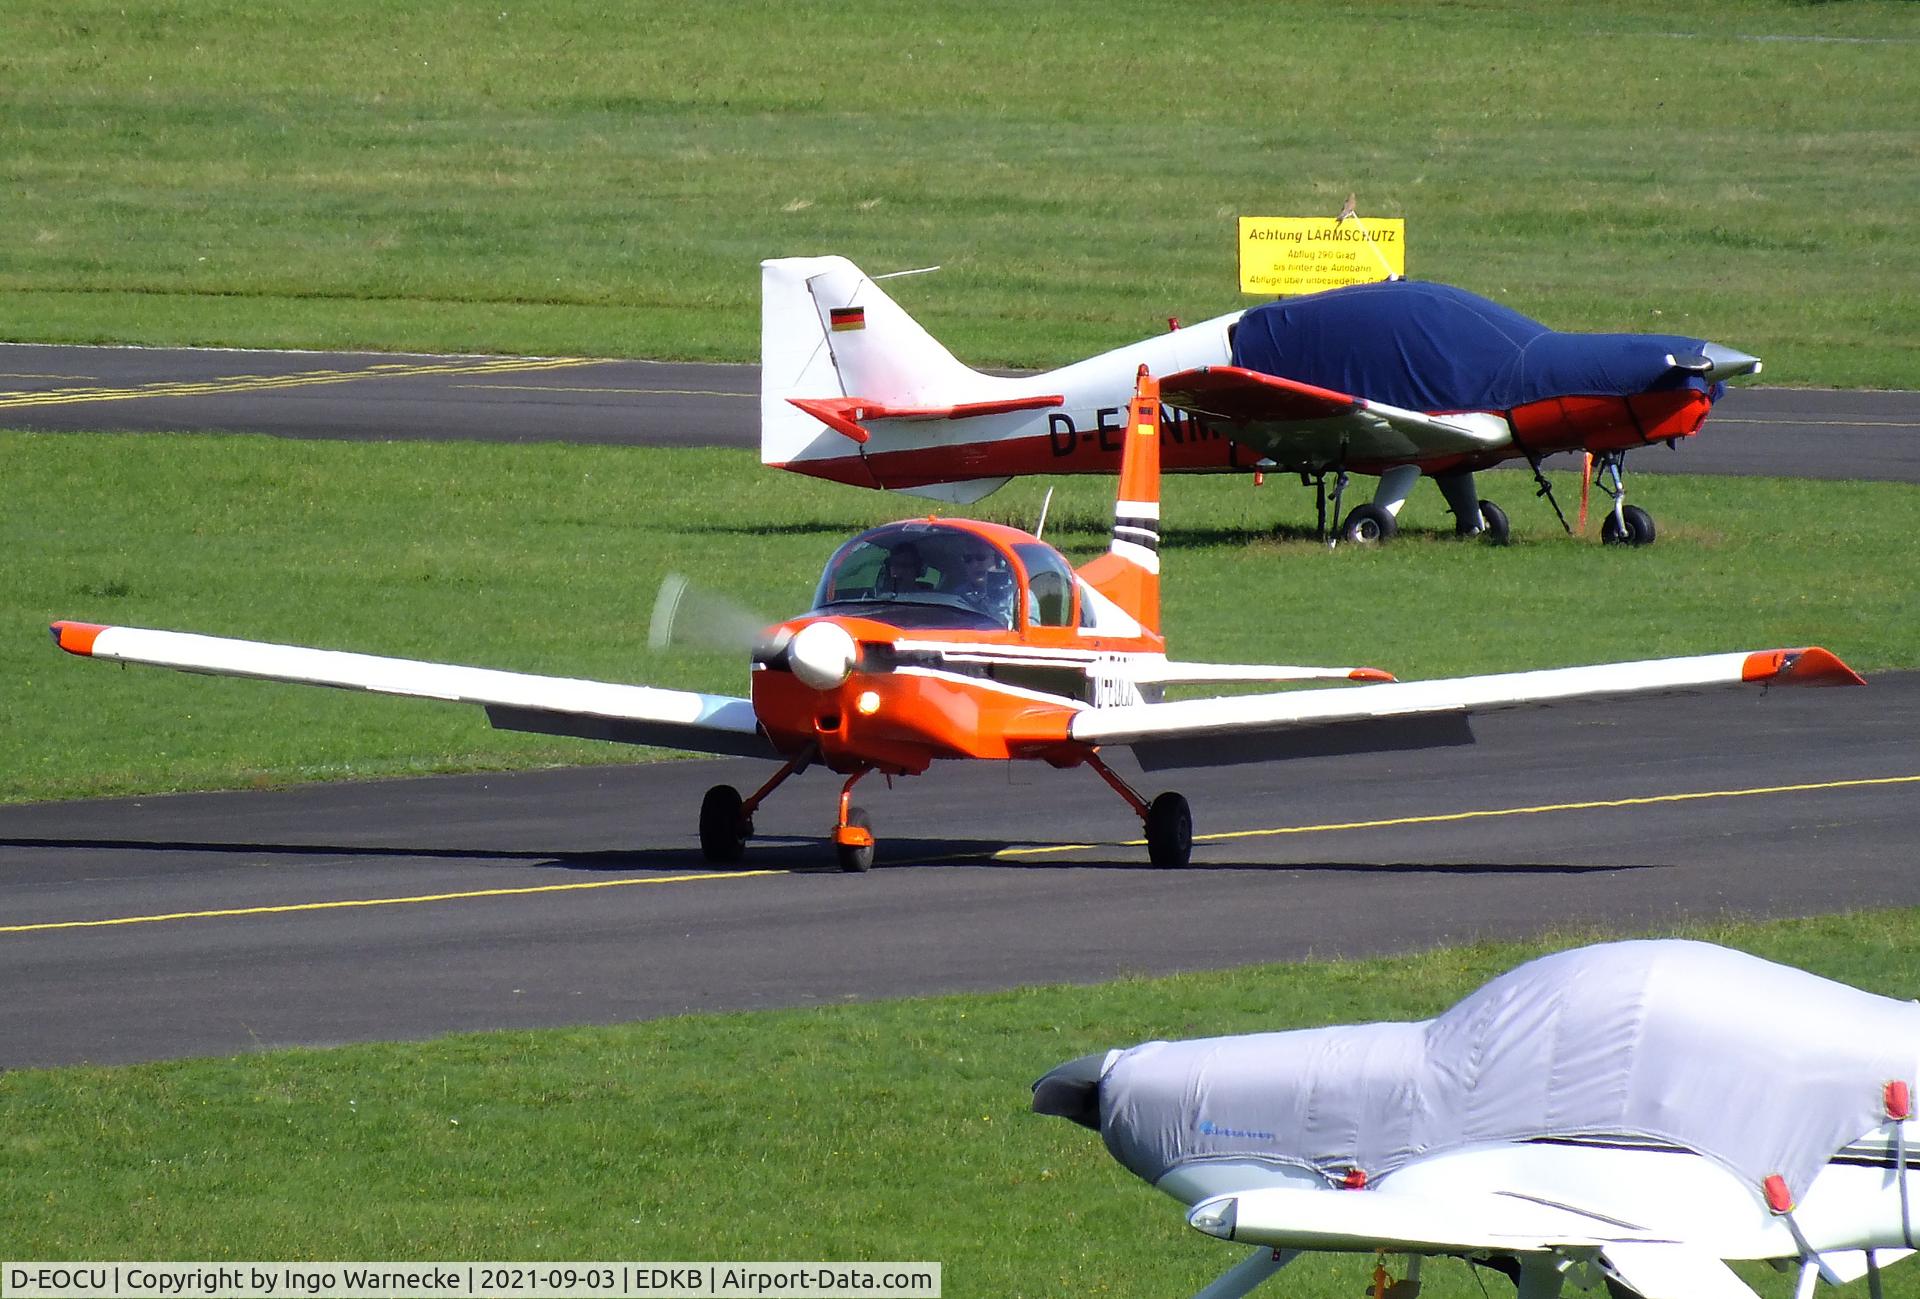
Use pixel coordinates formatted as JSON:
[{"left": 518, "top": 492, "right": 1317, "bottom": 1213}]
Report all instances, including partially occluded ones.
[{"left": 1230, "top": 281, "right": 1713, "bottom": 414}]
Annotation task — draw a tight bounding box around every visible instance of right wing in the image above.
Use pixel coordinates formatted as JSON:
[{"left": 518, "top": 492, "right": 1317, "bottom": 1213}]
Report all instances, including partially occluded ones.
[
  {"left": 50, "top": 621, "right": 782, "bottom": 760},
  {"left": 1161, "top": 365, "right": 1509, "bottom": 462},
  {"left": 1072, "top": 648, "right": 1863, "bottom": 769}
]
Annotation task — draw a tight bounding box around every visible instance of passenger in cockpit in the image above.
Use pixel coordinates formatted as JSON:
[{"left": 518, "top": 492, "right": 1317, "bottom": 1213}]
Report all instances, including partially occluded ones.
[{"left": 878, "top": 544, "right": 934, "bottom": 596}]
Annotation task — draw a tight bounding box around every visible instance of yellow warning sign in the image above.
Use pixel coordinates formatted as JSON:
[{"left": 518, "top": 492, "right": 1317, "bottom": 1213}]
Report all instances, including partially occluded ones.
[{"left": 1238, "top": 216, "right": 1406, "bottom": 295}]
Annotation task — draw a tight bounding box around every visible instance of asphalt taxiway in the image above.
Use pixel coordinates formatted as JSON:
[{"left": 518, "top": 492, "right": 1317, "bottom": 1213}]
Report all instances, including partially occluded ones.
[
  {"left": 3, "top": 343, "right": 1917, "bottom": 481},
  {"left": 4, "top": 672, "right": 1913, "bottom": 1069}
]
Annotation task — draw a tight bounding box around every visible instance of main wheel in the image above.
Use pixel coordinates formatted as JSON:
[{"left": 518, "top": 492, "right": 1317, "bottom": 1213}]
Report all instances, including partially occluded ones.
[
  {"left": 1145, "top": 792, "right": 1193, "bottom": 870},
  {"left": 699, "top": 784, "right": 749, "bottom": 864},
  {"left": 1600, "top": 504, "right": 1656, "bottom": 547},
  {"left": 1340, "top": 503, "right": 1398, "bottom": 544},
  {"left": 836, "top": 807, "right": 874, "bottom": 873},
  {"left": 1475, "top": 500, "right": 1511, "bottom": 545}
]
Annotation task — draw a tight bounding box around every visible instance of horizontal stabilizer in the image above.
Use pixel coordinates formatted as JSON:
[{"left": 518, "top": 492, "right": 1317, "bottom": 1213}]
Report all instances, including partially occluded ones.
[
  {"left": 1600, "top": 1243, "right": 1761, "bottom": 1299},
  {"left": 789, "top": 393, "right": 1064, "bottom": 444},
  {"left": 50, "top": 621, "right": 779, "bottom": 760},
  {"left": 887, "top": 476, "right": 1014, "bottom": 505}
]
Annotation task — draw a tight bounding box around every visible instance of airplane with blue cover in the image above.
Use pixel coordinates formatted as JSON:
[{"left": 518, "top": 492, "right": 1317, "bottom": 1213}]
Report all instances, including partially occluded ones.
[{"left": 761, "top": 256, "right": 1762, "bottom": 546}]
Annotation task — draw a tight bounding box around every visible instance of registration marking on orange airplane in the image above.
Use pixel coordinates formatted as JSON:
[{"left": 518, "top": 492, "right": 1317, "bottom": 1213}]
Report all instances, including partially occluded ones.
[{"left": 50, "top": 369, "right": 1862, "bottom": 871}]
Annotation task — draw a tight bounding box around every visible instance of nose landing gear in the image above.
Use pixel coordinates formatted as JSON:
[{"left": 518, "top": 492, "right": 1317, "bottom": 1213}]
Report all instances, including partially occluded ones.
[{"left": 697, "top": 748, "right": 878, "bottom": 872}]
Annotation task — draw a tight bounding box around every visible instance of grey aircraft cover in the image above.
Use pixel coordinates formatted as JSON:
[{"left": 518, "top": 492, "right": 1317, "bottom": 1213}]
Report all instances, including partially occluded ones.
[{"left": 1097, "top": 940, "right": 1920, "bottom": 1203}]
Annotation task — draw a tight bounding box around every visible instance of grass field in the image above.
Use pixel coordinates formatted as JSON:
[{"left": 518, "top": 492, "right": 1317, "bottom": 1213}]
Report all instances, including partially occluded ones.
[
  {"left": 7, "top": 432, "right": 1916, "bottom": 804},
  {"left": 3, "top": 1, "right": 1918, "bottom": 384},
  {"left": 8, "top": 909, "right": 1920, "bottom": 1296},
  {"left": 7, "top": 3, "right": 1918, "bottom": 1290}
]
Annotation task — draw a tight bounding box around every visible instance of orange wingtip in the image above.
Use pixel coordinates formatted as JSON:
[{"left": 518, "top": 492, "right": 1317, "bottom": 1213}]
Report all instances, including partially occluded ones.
[
  {"left": 1741, "top": 647, "right": 1865, "bottom": 687},
  {"left": 50, "top": 620, "right": 107, "bottom": 655},
  {"left": 1349, "top": 667, "right": 1396, "bottom": 683}
]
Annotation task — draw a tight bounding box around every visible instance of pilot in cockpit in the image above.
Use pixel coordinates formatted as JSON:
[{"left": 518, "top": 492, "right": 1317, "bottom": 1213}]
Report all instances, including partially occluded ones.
[{"left": 943, "top": 542, "right": 1017, "bottom": 627}]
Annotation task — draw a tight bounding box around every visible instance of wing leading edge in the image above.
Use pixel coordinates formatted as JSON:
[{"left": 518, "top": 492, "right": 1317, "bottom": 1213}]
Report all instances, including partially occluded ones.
[{"left": 50, "top": 621, "right": 780, "bottom": 760}]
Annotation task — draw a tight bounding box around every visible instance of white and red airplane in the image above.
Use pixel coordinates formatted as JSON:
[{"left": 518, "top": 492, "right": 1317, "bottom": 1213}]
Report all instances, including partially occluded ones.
[
  {"left": 761, "top": 256, "right": 1763, "bottom": 545},
  {"left": 52, "top": 370, "right": 1852, "bottom": 871},
  {"left": 1034, "top": 939, "right": 1920, "bottom": 1299}
]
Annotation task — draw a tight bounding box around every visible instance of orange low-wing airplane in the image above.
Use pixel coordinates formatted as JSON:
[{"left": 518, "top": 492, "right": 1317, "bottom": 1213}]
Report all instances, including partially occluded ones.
[{"left": 51, "top": 369, "right": 1860, "bottom": 871}]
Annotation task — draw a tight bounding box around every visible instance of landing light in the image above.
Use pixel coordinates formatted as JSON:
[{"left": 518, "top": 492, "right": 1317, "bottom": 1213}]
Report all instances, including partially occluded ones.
[
  {"left": 856, "top": 690, "right": 881, "bottom": 716},
  {"left": 1188, "top": 1196, "right": 1238, "bottom": 1240}
]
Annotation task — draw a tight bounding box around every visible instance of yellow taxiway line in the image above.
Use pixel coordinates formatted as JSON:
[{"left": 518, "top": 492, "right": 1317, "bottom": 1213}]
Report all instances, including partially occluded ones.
[
  {"left": 0, "top": 357, "right": 598, "bottom": 410},
  {"left": 993, "top": 772, "right": 1920, "bottom": 859},
  {"left": 0, "top": 869, "right": 787, "bottom": 935}
]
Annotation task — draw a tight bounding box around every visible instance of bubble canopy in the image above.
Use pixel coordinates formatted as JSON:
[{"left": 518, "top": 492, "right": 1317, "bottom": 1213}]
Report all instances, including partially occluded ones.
[{"left": 809, "top": 521, "right": 1078, "bottom": 632}]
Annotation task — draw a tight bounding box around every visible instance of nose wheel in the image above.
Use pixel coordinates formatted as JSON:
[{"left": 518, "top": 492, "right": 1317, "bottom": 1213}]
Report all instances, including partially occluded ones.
[
  {"left": 1595, "top": 451, "right": 1657, "bottom": 546},
  {"left": 832, "top": 769, "right": 877, "bottom": 872}
]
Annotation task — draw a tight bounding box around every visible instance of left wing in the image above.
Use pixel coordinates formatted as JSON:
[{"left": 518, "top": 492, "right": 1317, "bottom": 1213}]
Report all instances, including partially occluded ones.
[
  {"left": 1161, "top": 365, "right": 1509, "bottom": 461},
  {"left": 1072, "top": 648, "right": 1862, "bottom": 768},
  {"left": 49, "top": 621, "right": 782, "bottom": 759}
]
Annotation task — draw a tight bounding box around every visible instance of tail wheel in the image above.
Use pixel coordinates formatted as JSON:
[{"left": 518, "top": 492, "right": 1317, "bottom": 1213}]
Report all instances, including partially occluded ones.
[
  {"left": 1476, "top": 500, "right": 1511, "bottom": 545},
  {"left": 1145, "top": 792, "right": 1193, "bottom": 869},
  {"left": 1340, "top": 503, "right": 1398, "bottom": 544},
  {"left": 1601, "top": 504, "right": 1657, "bottom": 547},
  {"left": 836, "top": 807, "right": 875, "bottom": 873},
  {"left": 699, "top": 784, "right": 750, "bottom": 864}
]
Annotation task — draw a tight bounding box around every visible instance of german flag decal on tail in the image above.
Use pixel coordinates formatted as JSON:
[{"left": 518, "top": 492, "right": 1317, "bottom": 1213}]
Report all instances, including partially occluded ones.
[{"left": 829, "top": 306, "right": 866, "bottom": 332}]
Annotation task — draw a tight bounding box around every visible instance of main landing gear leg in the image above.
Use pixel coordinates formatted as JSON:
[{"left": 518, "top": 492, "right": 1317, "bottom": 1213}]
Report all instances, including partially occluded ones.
[
  {"left": 1595, "top": 450, "right": 1656, "bottom": 546},
  {"left": 1086, "top": 751, "right": 1192, "bottom": 869},
  {"left": 699, "top": 745, "right": 815, "bottom": 865},
  {"left": 1436, "top": 469, "right": 1509, "bottom": 545},
  {"left": 1339, "top": 464, "right": 1419, "bottom": 545},
  {"left": 833, "top": 768, "right": 876, "bottom": 873}
]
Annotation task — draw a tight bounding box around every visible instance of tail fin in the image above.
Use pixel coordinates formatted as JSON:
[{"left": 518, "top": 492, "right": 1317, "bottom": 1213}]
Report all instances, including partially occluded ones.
[
  {"left": 760, "top": 255, "right": 985, "bottom": 467},
  {"left": 1074, "top": 366, "right": 1162, "bottom": 635}
]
